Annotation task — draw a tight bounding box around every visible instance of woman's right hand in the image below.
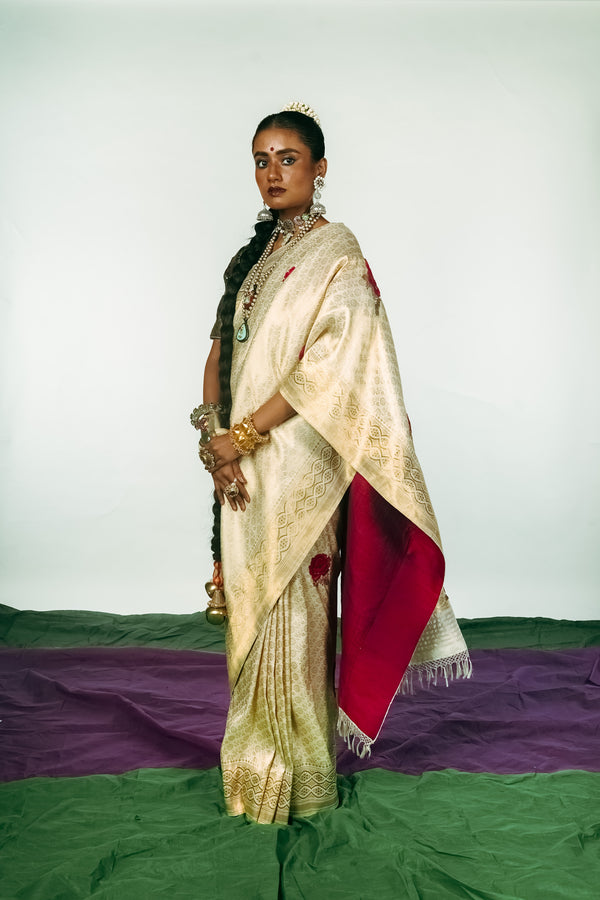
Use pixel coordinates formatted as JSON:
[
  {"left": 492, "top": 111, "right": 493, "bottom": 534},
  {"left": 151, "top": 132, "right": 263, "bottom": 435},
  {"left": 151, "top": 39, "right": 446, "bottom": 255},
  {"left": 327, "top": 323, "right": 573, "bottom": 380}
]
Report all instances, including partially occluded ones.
[{"left": 212, "top": 460, "right": 250, "bottom": 511}]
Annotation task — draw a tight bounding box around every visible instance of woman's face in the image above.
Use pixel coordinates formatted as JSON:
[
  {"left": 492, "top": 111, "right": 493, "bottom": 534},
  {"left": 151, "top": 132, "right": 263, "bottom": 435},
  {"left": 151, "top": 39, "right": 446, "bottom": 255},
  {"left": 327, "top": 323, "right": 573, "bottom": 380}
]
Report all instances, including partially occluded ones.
[{"left": 252, "top": 127, "right": 327, "bottom": 221}]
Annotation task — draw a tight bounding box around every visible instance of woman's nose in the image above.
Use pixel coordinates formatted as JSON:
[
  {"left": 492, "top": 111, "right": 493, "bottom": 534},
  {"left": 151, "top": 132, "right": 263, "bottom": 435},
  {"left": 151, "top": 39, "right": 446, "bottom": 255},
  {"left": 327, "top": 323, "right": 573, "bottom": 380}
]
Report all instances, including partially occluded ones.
[{"left": 267, "top": 165, "right": 280, "bottom": 181}]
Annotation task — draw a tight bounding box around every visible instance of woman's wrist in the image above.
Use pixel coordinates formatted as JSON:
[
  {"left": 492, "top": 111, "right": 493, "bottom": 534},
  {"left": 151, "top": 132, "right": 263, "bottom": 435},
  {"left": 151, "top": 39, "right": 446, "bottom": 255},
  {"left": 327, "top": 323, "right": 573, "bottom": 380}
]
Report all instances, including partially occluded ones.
[{"left": 229, "top": 414, "right": 270, "bottom": 456}]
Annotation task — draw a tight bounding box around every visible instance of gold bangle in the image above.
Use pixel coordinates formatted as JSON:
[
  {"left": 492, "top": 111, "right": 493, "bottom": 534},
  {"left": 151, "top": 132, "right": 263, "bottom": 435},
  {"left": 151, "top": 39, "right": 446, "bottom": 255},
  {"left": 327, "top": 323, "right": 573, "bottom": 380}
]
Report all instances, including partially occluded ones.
[{"left": 229, "top": 414, "right": 270, "bottom": 456}]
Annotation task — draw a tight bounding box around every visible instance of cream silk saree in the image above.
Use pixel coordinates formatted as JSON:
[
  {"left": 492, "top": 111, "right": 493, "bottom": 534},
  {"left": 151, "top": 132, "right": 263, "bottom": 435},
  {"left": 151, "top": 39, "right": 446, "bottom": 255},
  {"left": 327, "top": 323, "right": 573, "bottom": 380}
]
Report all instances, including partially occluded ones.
[{"left": 219, "top": 223, "right": 470, "bottom": 823}]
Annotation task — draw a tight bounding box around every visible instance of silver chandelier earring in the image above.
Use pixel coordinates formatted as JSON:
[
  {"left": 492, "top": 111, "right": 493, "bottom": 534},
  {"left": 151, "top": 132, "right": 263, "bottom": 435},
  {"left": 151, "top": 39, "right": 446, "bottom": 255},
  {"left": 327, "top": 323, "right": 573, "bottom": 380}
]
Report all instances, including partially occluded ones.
[
  {"left": 309, "top": 175, "right": 326, "bottom": 217},
  {"left": 257, "top": 202, "right": 274, "bottom": 223}
]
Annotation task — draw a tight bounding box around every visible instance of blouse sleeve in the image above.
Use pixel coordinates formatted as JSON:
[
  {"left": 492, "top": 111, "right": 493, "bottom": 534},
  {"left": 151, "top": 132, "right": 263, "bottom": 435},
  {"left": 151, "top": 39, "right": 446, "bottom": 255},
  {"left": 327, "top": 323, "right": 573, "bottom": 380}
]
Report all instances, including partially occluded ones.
[{"left": 209, "top": 311, "right": 222, "bottom": 341}]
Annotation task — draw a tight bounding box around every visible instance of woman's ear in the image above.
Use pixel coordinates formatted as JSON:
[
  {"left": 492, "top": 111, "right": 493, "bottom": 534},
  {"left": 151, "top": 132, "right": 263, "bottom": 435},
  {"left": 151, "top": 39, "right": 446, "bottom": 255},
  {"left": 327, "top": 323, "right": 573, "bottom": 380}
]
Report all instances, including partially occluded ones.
[{"left": 316, "top": 158, "right": 328, "bottom": 179}]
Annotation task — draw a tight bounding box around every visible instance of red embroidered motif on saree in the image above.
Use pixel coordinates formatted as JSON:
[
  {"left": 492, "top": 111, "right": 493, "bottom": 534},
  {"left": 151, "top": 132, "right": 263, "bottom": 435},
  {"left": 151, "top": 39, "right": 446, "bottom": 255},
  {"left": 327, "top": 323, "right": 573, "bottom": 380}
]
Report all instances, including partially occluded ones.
[{"left": 309, "top": 553, "right": 331, "bottom": 584}]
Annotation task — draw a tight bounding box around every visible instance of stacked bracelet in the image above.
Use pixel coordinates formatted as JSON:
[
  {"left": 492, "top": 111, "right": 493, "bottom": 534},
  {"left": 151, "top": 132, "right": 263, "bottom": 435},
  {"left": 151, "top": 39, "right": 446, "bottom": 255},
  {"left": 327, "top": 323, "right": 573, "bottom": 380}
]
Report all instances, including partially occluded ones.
[
  {"left": 229, "top": 414, "right": 270, "bottom": 456},
  {"left": 190, "top": 402, "right": 225, "bottom": 446},
  {"left": 190, "top": 402, "right": 224, "bottom": 431}
]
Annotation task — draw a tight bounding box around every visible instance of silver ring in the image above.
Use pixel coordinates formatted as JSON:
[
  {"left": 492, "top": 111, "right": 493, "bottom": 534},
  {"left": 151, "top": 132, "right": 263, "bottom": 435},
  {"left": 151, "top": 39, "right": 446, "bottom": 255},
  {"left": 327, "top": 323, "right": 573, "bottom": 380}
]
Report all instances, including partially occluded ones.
[{"left": 224, "top": 481, "right": 240, "bottom": 498}]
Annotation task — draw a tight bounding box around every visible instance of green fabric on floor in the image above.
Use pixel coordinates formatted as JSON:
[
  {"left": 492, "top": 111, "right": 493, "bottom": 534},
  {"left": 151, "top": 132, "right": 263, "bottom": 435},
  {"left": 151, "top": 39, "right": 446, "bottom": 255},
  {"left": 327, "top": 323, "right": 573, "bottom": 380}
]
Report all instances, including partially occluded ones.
[
  {"left": 457, "top": 616, "right": 600, "bottom": 650},
  {"left": 1, "top": 767, "right": 599, "bottom": 899},
  {"left": 0, "top": 603, "right": 226, "bottom": 652},
  {"left": 2, "top": 603, "right": 599, "bottom": 652}
]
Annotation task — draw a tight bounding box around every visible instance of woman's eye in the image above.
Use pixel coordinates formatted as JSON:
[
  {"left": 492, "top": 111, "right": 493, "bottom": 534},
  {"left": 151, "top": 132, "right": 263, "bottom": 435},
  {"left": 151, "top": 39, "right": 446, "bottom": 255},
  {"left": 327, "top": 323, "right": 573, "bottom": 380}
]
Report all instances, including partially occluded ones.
[
  {"left": 282, "top": 157, "right": 296, "bottom": 165},
  {"left": 256, "top": 160, "right": 267, "bottom": 169}
]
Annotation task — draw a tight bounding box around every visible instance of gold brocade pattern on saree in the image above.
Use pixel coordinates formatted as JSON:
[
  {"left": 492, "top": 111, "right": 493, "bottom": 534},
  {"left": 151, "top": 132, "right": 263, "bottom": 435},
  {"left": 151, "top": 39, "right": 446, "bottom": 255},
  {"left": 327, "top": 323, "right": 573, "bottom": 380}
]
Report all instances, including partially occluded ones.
[
  {"left": 221, "top": 516, "right": 340, "bottom": 824},
  {"left": 223, "top": 765, "right": 338, "bottom": 824},
  {"left": 276, "top": 444, "right": 343, "bottom": 561},
  {"left": 290, "top": 372, "right": 436, "bottom": 517}
]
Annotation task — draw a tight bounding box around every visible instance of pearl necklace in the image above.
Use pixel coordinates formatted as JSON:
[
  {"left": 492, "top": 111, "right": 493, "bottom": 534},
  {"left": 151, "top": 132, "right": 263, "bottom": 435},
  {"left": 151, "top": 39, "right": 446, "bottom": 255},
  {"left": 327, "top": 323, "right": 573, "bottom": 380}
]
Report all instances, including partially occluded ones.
[{"left": 236, "top": 212, "right": 320, "bottom": 343}]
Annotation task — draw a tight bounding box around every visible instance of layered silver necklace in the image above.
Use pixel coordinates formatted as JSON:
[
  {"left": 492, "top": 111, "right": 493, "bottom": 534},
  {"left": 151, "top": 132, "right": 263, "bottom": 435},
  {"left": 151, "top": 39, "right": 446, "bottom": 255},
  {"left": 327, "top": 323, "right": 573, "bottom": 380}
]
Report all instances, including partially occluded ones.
[{"left": 236, "top": 212, "right": 320, "bottom": 343}]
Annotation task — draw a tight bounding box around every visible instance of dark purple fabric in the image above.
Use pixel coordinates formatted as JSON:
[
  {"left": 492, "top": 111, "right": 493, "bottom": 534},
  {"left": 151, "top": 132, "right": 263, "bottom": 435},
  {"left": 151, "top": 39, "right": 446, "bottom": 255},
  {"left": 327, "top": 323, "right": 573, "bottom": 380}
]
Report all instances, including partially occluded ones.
[
  {"left": 338, "top": 646, "right": 600, "bottom": 776},
  {"left": 1, "top": 646, "right": 598, "bottom": 782},
  {"left": 0, "top": 648, "right": 229, "bottom": 781}
]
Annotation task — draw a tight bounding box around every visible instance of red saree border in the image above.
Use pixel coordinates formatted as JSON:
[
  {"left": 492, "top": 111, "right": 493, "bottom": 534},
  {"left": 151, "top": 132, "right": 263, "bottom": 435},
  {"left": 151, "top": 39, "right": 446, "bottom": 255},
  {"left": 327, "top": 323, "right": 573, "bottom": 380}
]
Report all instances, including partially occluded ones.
[{"left": 338, "top": 474, "right": 445, "bottom": 747}]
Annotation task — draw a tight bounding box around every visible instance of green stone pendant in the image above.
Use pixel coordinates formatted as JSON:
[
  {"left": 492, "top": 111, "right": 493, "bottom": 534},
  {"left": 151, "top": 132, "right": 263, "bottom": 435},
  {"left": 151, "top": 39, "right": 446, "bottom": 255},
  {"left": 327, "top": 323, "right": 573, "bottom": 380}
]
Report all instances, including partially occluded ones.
[{"left": 236, "top": 320, "right": 249, "bottom": 342}]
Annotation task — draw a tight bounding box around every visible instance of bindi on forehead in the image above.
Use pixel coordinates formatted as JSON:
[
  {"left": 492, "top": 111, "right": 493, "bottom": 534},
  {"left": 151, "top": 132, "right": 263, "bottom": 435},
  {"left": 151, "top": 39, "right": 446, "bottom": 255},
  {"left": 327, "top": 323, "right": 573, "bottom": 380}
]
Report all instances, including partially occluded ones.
[{"left": 270, "top": 146, "right": 274, "bottom": 151}]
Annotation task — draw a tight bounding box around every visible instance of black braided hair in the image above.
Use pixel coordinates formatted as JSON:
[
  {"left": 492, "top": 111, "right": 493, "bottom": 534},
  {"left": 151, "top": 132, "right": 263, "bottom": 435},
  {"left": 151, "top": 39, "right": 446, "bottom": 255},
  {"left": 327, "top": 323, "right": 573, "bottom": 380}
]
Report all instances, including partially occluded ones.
[
  {"left": 211, "top": 110, "right": 326, "bottom": 562},
  {"left": 216, "top": 220, "right": 277, "bottom": 428},
  {"left": 210, "top": 219, "right": 275, "bottom": 561}
]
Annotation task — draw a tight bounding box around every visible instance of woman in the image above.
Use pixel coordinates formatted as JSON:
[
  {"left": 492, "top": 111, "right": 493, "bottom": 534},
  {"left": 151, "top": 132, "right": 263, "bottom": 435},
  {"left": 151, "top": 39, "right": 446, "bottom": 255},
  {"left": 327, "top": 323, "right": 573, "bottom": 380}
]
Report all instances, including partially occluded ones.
[{"left": 197, "top": 102, "right": 471, "bottom": 825}]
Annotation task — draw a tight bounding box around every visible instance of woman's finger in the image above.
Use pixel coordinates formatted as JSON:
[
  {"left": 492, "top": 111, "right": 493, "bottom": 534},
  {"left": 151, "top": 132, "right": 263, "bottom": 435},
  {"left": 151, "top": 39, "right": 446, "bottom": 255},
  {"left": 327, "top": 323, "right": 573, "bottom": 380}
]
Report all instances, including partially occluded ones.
[
  {"left": 232, "top": 462, "right": 250, "bottom": 504},
  {"left": 214, "top": 464, "right": 249, "bottom": 512},
  {"left": 228, "top": 463, "right": 249, "bottom": 508},
  {"left": 233, "top": 463, "right": 247, "bottom": 484}
]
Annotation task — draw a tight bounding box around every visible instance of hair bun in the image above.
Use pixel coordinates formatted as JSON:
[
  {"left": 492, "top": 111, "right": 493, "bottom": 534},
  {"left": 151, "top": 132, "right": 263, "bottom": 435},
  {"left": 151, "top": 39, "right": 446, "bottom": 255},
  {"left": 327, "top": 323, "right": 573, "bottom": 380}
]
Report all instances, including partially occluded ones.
[{"left": 281, "top": 101, "right": 321, "bottom": 127}]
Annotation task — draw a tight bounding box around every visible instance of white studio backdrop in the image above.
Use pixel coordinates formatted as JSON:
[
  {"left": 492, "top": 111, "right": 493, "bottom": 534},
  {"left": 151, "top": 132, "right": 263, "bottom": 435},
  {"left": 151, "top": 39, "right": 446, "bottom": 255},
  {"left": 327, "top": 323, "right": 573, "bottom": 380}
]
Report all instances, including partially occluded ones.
[{"left": 0, "top": 0, "right": 598, "bottom": 618}]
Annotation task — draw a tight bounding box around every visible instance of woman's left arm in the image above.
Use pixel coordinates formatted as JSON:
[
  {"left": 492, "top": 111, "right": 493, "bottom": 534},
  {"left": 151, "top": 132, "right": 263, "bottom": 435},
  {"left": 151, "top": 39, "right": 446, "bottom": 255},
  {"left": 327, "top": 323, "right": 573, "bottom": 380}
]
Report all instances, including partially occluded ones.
[
  {"left": 203, "top": 339, "right": 221, "bottom": 404},
  {"left": 253, "top": 393, "right": 296, "bottom": 434}
]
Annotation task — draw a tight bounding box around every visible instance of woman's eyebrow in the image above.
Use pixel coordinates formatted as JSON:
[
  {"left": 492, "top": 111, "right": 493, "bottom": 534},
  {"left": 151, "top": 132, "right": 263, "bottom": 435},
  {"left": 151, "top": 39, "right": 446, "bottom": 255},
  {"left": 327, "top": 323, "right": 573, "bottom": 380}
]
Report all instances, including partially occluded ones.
[{"left": 253, "top": 148, "right": 300, "bottom": 158}]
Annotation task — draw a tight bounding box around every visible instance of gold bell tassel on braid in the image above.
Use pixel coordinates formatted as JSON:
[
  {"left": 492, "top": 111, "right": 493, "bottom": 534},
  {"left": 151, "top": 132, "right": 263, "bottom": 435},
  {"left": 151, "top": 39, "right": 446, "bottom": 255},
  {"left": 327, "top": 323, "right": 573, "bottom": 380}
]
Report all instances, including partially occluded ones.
[{"left": 205, "top": 561, "right": 227, "bottom": 626}]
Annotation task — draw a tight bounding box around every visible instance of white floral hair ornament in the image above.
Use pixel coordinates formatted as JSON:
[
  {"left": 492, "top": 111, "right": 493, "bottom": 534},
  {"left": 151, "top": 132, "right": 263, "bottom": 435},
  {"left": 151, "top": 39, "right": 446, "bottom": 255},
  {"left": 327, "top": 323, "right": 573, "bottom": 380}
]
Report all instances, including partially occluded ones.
[{"left": 281, "top": 101, "right": 321, "bottom": 127}]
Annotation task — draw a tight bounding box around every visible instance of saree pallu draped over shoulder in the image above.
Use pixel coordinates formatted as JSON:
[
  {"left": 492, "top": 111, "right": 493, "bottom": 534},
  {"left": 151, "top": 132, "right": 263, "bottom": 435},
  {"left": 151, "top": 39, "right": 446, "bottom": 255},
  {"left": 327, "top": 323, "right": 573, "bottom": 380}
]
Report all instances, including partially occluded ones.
[{"left": 220, "top": 223, "right": 471, "bottom": 823}]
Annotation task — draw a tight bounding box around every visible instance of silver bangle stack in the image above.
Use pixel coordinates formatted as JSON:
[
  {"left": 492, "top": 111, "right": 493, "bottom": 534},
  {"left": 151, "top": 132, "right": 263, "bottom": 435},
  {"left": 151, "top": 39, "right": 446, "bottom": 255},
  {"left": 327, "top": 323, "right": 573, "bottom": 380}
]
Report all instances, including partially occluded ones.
[
  {"left": 191, "top": 402, "right": 226, "bottom": 472},
  {"left": 191, "top": 402, "right": 224, "bottom": 441}
]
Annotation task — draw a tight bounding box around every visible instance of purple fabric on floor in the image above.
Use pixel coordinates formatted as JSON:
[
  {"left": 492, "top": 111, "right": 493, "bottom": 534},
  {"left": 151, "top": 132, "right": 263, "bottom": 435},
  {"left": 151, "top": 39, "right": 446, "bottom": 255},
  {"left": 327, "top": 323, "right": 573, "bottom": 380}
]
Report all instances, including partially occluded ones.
[
  {"left": 1, "top": 646, "right": 598, "bottom": 782},
  {"left": 338, "top": 646, "right": 600, "bottom": 776},
  {"left": 0, "top": 648, "right": 229, "bottom": 781}
]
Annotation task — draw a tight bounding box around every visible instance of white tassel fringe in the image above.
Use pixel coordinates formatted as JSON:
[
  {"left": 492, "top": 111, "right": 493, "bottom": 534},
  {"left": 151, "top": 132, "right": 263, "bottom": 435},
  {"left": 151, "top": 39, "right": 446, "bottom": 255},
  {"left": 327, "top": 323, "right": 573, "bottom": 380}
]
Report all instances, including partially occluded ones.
[
  {"left": 338, "top": 650, "right": 473, "bottom": 756},
  {"left": 337, "top": 709, "right": 373, "bottom": 758},
  {"left": 398, "top": 649, "right": 473, "bottom": 696}
]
